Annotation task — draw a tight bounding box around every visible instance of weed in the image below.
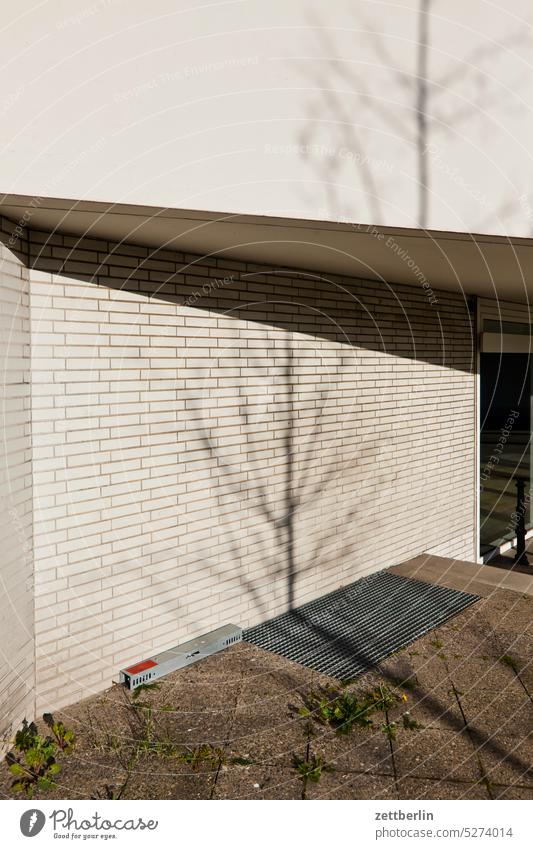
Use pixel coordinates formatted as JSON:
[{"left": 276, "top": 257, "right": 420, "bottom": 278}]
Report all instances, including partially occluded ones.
[
  {"left": 132, "top": 682, "right": 160, "bottom": 700},
  {"left": 300, "top": 683, "right": 404, "bottom": 735},
  {"left": 106, "top": 734, "right": 121, "bottom": 752},
  {"left": 119, "top": 679, "right": 174, "bottom": 759},
  {"left": 151, "top": 739, "right": 181, "bottom": 758},
  {"left": 372, "top": 683, "right": 404, "bottom": 712},
  {"left": 43, "top": 714, "right": 75, "bottom": 753},
  {"left": 292, "top": 752, "right": 330, "bottom": 783},
  {"left": 177, "top": 744, "right": 225, "bottom": 771},
  {"left": 431, "top": 639, "right": 444, "bottom": 650},
  {"left": 292, "top": 752, "right": 332, "bottom": 798},
  {"left": 300, "top": 688, "right": 373, "bottom": 733},
  {"left": 128, "top": 702, "right": 183, "bottom": 759},
  {"left": 381, "top": 721, "right": 398, "bottom": 741},
  {"left": 130, "top": 702, "right": 157, "bottom": 755},
  {"left": 231, "top": 756, "right": 254, "bottom": 766},
  {"left": 401, "top": 711, "right": 422, "bottom": 730},
  {"left": 5, "top": 720, "right": 62, "bottom": 797}
]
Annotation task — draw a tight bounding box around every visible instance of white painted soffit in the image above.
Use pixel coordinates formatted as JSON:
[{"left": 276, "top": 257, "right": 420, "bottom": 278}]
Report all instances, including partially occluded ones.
[{"left": 2, "top": 193, "right": 533, "bottom": 304}]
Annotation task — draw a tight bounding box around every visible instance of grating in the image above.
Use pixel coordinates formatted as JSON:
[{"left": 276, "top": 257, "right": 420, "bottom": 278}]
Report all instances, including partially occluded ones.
[{"left": 244, "top": 570, "right": 479, "bottom": 680}]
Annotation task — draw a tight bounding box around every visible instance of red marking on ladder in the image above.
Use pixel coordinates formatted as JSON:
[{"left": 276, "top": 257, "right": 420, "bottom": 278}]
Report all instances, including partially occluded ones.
[{"left": 125, "top": 659, "right": 157, "bottom": 675}]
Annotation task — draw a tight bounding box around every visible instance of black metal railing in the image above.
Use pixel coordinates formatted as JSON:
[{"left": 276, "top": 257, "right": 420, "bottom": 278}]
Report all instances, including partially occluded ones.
[{"left": 514, "top": 477, "right": 529, "bottom": 566}]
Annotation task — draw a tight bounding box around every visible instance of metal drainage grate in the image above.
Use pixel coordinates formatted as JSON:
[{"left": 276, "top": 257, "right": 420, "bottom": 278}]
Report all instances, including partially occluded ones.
[{"left": 244, "top": 570, "right": 479, "bottom": 680}]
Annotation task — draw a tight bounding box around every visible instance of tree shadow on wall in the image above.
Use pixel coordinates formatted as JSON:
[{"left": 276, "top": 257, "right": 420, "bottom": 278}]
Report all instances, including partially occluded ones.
[
  {"left": 294, "top": 3, "right": 531, "bottom": 230},
  {"left": 188, "top": 335, "right": 402, "bottom": 614}
]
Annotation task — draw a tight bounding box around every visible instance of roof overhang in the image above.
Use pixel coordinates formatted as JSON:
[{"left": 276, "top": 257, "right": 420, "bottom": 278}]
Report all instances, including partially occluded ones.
[{"left": 2, "top": 193, "right": 533, "bottom": 304}]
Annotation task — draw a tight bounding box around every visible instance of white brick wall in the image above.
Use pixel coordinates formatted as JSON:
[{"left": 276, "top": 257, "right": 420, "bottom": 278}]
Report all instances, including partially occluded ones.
[
  {"left": 22, "top": 228, "right": 476, "bottom": 713},
  {"left": 0, "top": 236, "right": 34, "bottom": 746},
  {"left": 0, "top": 218, "right": 477, "bottom": 717}
]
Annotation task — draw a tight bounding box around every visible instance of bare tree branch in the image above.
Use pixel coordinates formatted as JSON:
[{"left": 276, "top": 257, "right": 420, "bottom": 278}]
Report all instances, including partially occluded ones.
[{"left": 416, "top": 0, "right": 431, "bottom": 228}]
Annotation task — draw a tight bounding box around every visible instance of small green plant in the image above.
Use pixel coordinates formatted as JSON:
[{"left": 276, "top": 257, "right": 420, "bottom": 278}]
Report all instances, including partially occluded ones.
[
  {"left": 118, "top": 682, "right": 182, "bottom": 766},
  {"left": 300, "top": 688, "right": 373, "bottom": 733},
  {"left": 5, "top": 720, "right": 60, "bottom": 797},
  {"left": 292, "top": 751, "right": 332, "bottom": 798},
  {"left": 132, "top": 682, "right": 160, "bottom": 700},
  {"left": 177, "top": 744, "right": 226, "bottom": 771},
  {"left": 151, "top": 739, "right": 181, "bottom": 758},
  {"left": 401, "top": 711, "right": 422, "bottom": 730},
  {"left": 130, "top": 702, "right": 156, "bottom": 755},
  {"left": 381, "top": 721, "right": 398, "bottom": 741},
  {"left": 371, "top": 683, "right": 405, "bottom": 713},
  {"left": 299, "top": 683, "right": 405, "bottom": 735},
  {"left": 431, "top": 639, "right": 444, "bottom": 650},
  {"left": 106, "top": 734, "right": 121, "bottom": 752},
  {"left": 293, "top": 752, "right": 330, "bottom": 783},
  {"left": 43, "top": 714, "right": 75, "bottom": 753},
  {"left": 129, "top": 705, "right": 181, "bottom": 759},
  {"left": 231, "top": 756, "right": 254, "bottom": 766},
  {"left": 128, "top": 681, "right": 164, "bottom": 751}
]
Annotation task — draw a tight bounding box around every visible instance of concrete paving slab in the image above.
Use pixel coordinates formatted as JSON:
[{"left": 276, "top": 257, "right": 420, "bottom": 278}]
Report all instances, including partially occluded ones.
[
  {"left": 313, "top": 770, "right": 399, "bottom": 800},
  {"left": 313, "top": 728, "right": 395, "bottom": 776},
  {"left": 213, "top": 765, "right": 302, "bottom": 799},
  {"left": 397, "top": 777, "right": 490, "bottom": 800},
  {"left": 392, "top": 554, "right": 533, "bottom": 597},
  {"left": 393, "top": 727, "right": 481, "bottom": 783}
]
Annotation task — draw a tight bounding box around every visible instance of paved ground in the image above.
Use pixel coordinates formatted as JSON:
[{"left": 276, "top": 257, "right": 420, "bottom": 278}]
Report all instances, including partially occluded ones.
[
  {"left": 1, "top": 573, "right": 532, "bottom": 800},
  {"left": 486, "top": 535, "right": 533, "bottom": 576}
]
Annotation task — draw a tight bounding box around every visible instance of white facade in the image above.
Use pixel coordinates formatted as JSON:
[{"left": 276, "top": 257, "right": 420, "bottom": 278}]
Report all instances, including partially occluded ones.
[
  {"left": 0, "top": 241, "right": 34, "bottom": 742},
  {"left": 0, "top": 214, "right": 475, "bottom": 730},
  {"left": 1, "top": 1, "right": 533, "bottom": 235}
]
